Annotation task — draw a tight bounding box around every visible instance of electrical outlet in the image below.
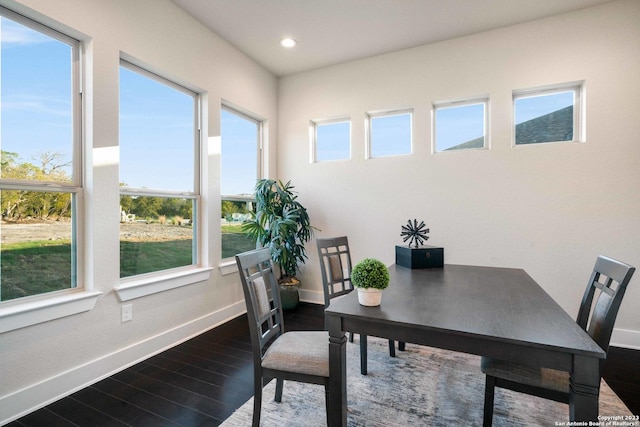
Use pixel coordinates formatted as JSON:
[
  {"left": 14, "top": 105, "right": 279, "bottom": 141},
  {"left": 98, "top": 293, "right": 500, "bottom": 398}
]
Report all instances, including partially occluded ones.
[{"left": 121, "top": 304, "right": 133, "bottom": 322}]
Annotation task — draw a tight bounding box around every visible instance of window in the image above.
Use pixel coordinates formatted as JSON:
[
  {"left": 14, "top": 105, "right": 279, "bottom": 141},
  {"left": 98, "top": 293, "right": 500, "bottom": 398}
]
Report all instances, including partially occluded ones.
[
  {"left": 367, "top": 110, "right": 412, "bottom": 158},
  {"left": 119, "top": 61, "right": 200, "bottom": 278},
  {"left": 433, "top": 98, "right": 488, "bottom": 152},
  {"left": 221, "top": 106, "right": 261, "bottom": 259},
  {"left": 513, "top": 82, "right": 583, "bottom": 145},
  {"left": 311, "top": 118, "right": 350, "bottom": 162},
  {"left": 0, "top": 9, "right": 81, "bottom": 302}
]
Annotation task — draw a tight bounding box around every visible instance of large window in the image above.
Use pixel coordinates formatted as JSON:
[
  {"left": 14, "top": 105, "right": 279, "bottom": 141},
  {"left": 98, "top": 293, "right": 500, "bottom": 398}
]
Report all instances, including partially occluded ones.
[
  {"left": 513, "top": 82, "right": 583, "bottom": 145},
  {"left": 311, "top": 118, "right": 350, "bottom": 162},
  {"left": 367, "top": 110, "right": 412, "bottom": 158},
  {"left": 434, "top": 98, "right": 488, "bottom": 152},
  {"left": 221, "top": 106, "right": 261, "bottom": 259},
  {"left": 119, "top": 61, "right": 199, "bottom": 278},
  {"left": 0, "top": 9, "right": 81, "bottom": 302}
]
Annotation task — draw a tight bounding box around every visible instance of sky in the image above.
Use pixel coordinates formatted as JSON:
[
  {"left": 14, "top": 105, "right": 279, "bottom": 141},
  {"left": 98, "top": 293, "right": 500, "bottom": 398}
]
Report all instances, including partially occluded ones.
[
  {"left": 435, "top": 102, "right": 485, "bottom": 151},
  {"left": 370, "top": 113, "right": 412, "bottom": 157},
  {"left": 221, "top": 108, "right": 258, "bottom": 196},
  {"left": 1, "top": 17, "right": 74, "bottom": 179},
  {"left": 316, "top": 121, "right": 350, "bottom": 161},
  {"left": 119, "top": 66, "right": 195, "bottom": 192}
]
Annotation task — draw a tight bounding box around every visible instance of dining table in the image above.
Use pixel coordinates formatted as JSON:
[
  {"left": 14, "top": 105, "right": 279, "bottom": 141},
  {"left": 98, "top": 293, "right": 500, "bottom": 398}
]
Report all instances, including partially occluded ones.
[{"left": 324, "top": 263, "right": 605, "bottom": 426}]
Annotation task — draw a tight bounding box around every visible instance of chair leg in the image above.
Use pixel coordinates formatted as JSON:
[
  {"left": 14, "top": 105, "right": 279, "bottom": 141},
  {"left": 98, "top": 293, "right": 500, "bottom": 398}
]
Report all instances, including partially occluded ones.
[
  {"left": 253, "top": 375, "right": 262, "bottom": 427},
  {"left": 360, "top": 334, "right": 368, "bottom": 375},
  {"left": 324, "top": 384, "right": 330, "bottom": 423},
  {"left": 275, "top": 378, "right": 284, "bottom": 402},
  {"left": 349, "top": 331, "right": 354, "bottom": 343},
  {"left": 388, "top": 340, "right": 396, "bottom": 357},
  {"left": 398, "top": 341, "right": 406, "bottom": 351},
  {"left": 483, "top": 375, "right": 496, "bottom": 427}
]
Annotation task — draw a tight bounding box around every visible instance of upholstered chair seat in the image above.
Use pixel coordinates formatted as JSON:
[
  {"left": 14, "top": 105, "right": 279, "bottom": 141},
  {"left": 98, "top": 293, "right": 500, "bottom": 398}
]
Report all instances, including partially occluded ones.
[{"left": 262, "top": 331, "right": 330, "bottom": 377}]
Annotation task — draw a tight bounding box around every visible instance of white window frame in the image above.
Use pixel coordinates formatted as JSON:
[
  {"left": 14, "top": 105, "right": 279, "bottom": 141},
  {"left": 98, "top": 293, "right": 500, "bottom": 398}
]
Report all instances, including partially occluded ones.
[
  {"left": 366, "top": 108, "right": 413, "bottom": 159},
  {"left": 0, "top": 6, "right": 101, "bottom": 333},
  {"left": 432, "top": 97, "right": 489, "bottom": 153},
  {"left": 512, "top": 81, "right": 585, "bottom": 147},
  {"left": 115, "top": 59, "right": 211, "bottom": 301},
  {"left": 310, "top": 117, "right": 351, "bottom": 163}
]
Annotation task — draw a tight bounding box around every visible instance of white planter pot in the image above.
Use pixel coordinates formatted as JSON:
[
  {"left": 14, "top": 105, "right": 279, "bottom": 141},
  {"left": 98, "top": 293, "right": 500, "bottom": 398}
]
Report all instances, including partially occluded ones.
[{"left": 357, "top": 287, "right": 382, "bottom": 306}]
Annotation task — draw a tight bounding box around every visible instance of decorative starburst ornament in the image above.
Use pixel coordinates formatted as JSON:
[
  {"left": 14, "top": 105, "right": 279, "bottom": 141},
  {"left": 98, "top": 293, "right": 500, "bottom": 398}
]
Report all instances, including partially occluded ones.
[{"left": 401, "top": 219, "right": 429, "bottom": 248}]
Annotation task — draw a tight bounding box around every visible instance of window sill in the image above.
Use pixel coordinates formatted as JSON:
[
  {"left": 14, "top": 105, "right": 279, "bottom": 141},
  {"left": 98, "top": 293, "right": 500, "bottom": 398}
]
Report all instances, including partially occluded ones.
[
  {"left": 115, "top": 267, "right": 213, "bottom": 301},
  {"left": 0, "top": 290, "right": 102, "bottom": 334},
  {"left": 219, "top": 259, "right": 238, "bottom": 276}
]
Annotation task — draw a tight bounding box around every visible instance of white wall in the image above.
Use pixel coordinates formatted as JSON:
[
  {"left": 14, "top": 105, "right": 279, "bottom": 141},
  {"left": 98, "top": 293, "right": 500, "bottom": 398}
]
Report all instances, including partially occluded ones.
[
  {"left": 0, "top": 0, "right": 277, "bottom": 423},
  {"left": 279, "top": 0, "right": 640, "bottom": 346}
]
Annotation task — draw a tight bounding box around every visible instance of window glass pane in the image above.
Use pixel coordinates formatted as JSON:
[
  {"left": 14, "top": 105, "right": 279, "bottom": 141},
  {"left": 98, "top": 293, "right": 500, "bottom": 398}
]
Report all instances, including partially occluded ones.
[
  {"left": 221, "top": 107, "right": 260, "bottom": 259},
  {"left": 221, "top": 108, "right": 258, "bottom": 195},
  {"left": 119, "top": 195, "right": 194, "bottom": 278},
  {"left": 1, "top": 190, "right": 74, "bottom": 301},
  {"left": 119, "top": 66, "right": 195, "bottom": 191},
  {"left": 119, "top": 63, "right": 198, "bottom": 277},
  {"left": 514, "top": 91, "right": 574, "bottom": 145},
  {"left": 370, "top": 113, "right": 411, "bottom": 157},
  {"left": 316, "top": 121, "right": 350, "bottom": 162},
  {"left": 435, "top": 103, "right": 485, "bottom": 152},
  {"left": 0, "top": 14, "right": 78, "bottom": 302},
  {"left": 221, "top": 199, "right": 256, "bottom": 259},
  {"left": 0, "top": 16, "right": 74, "bottom": 181}
]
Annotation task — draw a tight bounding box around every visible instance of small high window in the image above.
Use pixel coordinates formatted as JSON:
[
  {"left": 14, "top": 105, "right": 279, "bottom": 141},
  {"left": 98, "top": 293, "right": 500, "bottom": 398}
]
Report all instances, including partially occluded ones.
[
  {"left": 433, "top": 98, "right": 488, "bottom": 152},
  {"left": 513, "top": 82, "right": 583, "bottom": 145},
  {"left": 311, "top": 118, "right": 350, "bottom": 162},
  {"left": 367, "top": 110, "right": 412, "bottom": 158}
]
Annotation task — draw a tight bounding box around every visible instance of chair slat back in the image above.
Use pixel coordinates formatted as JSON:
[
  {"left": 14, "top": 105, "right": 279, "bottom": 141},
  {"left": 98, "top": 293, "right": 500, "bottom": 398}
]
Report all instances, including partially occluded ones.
[
  {"left": 236, "top": 248, "right": 285, "bottom": 357},
  {"left": 576, "top": 255, "right": 635, "bottom": 355},
  {"left": 317, "top": 236, "right": 354, "bottom": 307}
]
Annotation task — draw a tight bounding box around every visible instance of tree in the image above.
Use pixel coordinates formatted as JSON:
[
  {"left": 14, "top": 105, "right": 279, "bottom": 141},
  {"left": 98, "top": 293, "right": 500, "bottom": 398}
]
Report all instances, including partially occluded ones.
[{"left": 1, "top": 151, "right": 72, "bottom": 220}]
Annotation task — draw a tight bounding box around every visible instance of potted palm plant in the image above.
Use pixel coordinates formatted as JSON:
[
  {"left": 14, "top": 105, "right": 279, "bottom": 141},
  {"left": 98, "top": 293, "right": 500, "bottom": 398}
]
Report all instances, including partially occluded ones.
[
  {"left": 351, "top": 258, "right": 390, "bottom": 306},
  {"left": 242, "top": 179, "right": 315, "bottom": 309}
]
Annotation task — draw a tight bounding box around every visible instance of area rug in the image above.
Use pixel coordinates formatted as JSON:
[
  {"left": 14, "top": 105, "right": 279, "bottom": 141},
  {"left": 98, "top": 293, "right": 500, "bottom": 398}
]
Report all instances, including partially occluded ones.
[{"left": 221, "top": 337, "right": 632, "bottom": 426}]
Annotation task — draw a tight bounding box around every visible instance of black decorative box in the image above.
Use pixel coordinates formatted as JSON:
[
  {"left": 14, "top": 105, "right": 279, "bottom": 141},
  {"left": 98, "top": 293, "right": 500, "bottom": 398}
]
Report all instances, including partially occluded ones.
[{"left": 395, "top": 245, "right": 444, "bottom": 269}]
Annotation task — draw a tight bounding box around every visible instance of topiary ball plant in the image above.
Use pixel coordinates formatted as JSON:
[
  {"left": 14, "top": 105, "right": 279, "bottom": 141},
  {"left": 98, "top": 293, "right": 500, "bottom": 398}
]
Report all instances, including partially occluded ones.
[{"left": 351, "top": 258, "right": 390, "bottom": 290}]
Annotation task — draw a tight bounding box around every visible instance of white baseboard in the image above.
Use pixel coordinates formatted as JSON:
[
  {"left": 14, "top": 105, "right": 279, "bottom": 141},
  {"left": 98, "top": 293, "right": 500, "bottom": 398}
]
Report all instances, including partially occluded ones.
[
  {"left": 299, "top": 288, "right": 324, "bottom": 305},
  {"left": 611, "top": 328, "right": 640, "bottom": 350},
  {"left": 0, "top": 301, "right": 246, "bottom": 426}
]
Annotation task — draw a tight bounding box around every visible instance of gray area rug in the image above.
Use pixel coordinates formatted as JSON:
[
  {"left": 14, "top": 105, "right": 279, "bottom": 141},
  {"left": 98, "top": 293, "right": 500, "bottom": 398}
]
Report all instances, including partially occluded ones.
[{"left": 221, "top": 337, "right": 632, "bottom": 426}]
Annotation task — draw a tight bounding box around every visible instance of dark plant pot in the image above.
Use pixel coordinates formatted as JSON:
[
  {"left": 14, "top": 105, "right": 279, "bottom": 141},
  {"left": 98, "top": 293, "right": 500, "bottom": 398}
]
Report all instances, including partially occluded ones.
[{"left": 279, "top": 285, "right": 300, "bottom": 310}]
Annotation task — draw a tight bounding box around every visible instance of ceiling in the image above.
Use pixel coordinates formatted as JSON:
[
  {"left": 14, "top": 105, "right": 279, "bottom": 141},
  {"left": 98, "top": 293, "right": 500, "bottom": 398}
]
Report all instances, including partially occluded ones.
[{"left": 171, "top": 0, "right": 613, "bottom": 77}]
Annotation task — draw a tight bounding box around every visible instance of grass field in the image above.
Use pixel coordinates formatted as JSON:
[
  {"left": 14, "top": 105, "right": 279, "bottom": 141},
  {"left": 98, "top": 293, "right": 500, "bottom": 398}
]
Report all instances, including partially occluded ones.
[
  {"left": 221, "top": 223, "right": 256, "bottom": 258},
  {"left": 1, "top": 240, "right": 73, "bottom": 301},
  {"left": 1, "top": 226, "right": 256, "bottom": 301}
]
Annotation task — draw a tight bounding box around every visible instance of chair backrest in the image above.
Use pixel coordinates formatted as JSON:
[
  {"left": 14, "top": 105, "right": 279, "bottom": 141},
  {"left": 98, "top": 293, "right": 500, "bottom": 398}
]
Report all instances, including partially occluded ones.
[
  {"left": 576, "top": 255, "right": 635, "bottom": 356},
  {"left": 316, "top": 236, "right": 353, "bottom": 308},
  {"left": 236, "top": 248, "right": 285, "bottom": 359}
]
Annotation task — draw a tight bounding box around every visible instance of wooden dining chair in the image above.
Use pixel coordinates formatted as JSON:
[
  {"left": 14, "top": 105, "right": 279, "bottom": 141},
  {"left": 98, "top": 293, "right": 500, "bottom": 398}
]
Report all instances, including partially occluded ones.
[
  {"left": 236, "top": 248, "right": 330, "bottom": 427},
  {"left": 316, "top": 236, "right": 403, "bottom": 376},
  {"left": 481, "top": 255, "right": 635, "bottom": 427}
]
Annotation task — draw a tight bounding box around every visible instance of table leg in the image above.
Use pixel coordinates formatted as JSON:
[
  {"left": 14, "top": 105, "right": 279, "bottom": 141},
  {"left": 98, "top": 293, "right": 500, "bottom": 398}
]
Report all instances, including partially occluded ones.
[
  {"left": 569, "top": 355, "right": 600, "bottom": 421},
  {"left": 327, "top": 316, "right": 347, "bottom": 427}
]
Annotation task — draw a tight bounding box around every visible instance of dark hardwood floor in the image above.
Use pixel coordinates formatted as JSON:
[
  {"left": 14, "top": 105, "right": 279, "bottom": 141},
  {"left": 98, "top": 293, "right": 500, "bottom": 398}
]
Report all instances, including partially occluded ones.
[{"left": 8, "top": 303, "right": 639, "bottom": 426}]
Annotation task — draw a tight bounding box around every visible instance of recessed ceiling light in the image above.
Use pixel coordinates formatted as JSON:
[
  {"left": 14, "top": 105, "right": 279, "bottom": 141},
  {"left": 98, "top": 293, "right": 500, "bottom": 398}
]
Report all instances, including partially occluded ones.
[{"left": 280, "top": 38, "right": 297, "bottom": 48}]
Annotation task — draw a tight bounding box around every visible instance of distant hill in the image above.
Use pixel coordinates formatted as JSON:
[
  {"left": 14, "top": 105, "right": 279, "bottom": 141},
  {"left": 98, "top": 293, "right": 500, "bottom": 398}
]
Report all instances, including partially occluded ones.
[{"left": 445, "top": 105, "right": 573, "bottom": 150}]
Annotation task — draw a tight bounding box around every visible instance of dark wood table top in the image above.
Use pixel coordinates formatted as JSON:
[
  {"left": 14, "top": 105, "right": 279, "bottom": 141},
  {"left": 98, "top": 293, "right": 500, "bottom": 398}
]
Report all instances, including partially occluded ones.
[{"left": 325, "top": 264, "right": 605, "bottom": 359}]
